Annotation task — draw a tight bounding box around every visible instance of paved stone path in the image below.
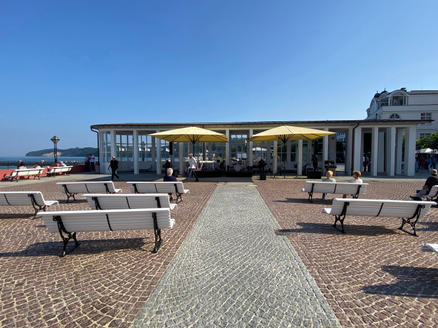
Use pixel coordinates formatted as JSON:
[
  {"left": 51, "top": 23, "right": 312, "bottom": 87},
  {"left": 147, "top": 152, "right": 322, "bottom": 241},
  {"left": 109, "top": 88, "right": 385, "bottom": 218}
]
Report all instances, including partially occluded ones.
[{"left": 132, "top": 183, "right": 340, "bottom": 327}]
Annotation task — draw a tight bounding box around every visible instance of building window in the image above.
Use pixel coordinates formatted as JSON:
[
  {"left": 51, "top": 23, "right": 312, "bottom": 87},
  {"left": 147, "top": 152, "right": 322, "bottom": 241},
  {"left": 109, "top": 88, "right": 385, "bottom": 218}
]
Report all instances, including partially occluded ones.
[
  {"left": 389, "top": 113, "right": 400, "bottom": 119},
  {"left": 419, "top": 133, "right": 431, "bottom": 139},
  {"left": 421, "top": 112, "right": 432, "bottom": 121},
  {"left": 391, "top": 95, "right": 406, "bottom": 106}
]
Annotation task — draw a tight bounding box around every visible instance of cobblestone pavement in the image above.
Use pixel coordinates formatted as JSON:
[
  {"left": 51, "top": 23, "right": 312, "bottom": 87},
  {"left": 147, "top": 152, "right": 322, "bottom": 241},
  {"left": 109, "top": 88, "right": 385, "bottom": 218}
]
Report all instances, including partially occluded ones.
[
  {"left": 0, "top": 178, "right": 216, "bottom": 327},
  {"left": 133, "top": 183, "right": 340, "bottom": 328},
  {"left": 256, "top": 179, "right": 438, "bottom": 327}
]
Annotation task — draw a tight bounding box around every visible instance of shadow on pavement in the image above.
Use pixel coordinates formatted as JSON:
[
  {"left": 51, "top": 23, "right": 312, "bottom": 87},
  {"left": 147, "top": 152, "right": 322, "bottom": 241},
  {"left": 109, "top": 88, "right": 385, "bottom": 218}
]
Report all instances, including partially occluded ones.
[
  {"left": 274, "top": 198, "right": 331, "bottom": 204},
  {"left": 0, "top": 213, "right": 35, "bottom": 219},
  {"left": 275, "top": 222, "right": 398, "bottom": 236},
  {"left": 416, "top": 221, "right": 438, "bottom": 231},
  {"left": 363, "top": 265, "right": 438, "bottom": 298},
  {"left": 0, "top": 238, "right": 150, "bottom": 257}
]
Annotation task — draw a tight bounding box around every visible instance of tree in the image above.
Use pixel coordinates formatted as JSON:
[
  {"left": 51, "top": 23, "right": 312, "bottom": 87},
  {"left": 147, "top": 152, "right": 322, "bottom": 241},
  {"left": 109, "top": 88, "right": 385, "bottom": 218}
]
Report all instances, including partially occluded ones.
[{"left": 417, "top": 131, "right": 438, "bottom": 150}]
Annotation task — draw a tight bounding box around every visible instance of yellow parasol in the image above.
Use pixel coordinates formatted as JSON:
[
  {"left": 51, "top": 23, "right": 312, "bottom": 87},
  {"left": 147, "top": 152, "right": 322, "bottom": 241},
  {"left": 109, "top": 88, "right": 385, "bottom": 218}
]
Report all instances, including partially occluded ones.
[
  {"left": 249, "top": 125, "right": 335, "bottom": 143},
  {"left": 149, "top": 126, "right": 228, "bottom": 143},
  {"left": 249, "top": 125, "right": 335, "bottom": 178}
]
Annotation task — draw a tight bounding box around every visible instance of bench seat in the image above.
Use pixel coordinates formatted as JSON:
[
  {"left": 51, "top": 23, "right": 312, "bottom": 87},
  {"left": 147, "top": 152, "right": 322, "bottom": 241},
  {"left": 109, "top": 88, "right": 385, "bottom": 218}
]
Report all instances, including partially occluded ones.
[
  {"left": 84, "top": 193, "right": 177, "bottom": 210},
  {"left": 127, "top": 181, "right": 189, "bottom": 202},
  {"left": 57, "top": 181, "right": 121, "bottom": 201},
  {"left": 323, "top": 198, "right": 436, "bottom": 235},
  {"left": 302, "top": 181, "right": 368, "bottom": 201},
  {"left": 0, "top": 191, "right": 59, "bottom": 216},
  {"left": 39, "top": 208, "right": 175, "bottom": 256}
]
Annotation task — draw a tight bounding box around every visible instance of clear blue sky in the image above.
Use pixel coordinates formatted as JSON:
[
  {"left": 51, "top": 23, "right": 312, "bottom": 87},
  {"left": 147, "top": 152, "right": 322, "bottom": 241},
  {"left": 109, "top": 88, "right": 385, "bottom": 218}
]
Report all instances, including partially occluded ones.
[{"left": 1, "top": 0, "right": 437, "bottom": 156}]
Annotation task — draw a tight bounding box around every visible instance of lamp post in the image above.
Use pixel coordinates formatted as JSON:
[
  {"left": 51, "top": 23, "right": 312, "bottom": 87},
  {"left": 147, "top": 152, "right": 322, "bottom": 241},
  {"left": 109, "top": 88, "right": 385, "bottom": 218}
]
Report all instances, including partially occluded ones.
[{"left": 51, "top": 136, "right": 60, "bottom": 163}]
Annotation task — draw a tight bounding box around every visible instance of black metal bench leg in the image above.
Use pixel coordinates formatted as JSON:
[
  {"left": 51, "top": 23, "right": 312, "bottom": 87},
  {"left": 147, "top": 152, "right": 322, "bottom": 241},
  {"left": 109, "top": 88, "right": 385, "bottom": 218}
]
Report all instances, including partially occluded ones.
[
  {"left": 176, "top": 193, "right": 182, "bottom": 203},
  {"left": 333, "top": 215, "right": 346, "bottom": 233},
  {"left": 308, "top": 192, "right": 313, "bottom": 202},
  {"left": 152, "top": 228, "right": 162, "bottom": 253},
  {"left": 398, "top": 218, "right": 418, "bottom": 237}
]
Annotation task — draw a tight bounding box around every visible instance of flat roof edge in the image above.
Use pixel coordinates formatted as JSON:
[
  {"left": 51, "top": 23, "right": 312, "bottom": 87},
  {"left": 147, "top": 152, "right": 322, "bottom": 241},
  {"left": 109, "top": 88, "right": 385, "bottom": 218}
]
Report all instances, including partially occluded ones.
[{"left": 90, "top": 119, "right": 428, "bottom": 129}]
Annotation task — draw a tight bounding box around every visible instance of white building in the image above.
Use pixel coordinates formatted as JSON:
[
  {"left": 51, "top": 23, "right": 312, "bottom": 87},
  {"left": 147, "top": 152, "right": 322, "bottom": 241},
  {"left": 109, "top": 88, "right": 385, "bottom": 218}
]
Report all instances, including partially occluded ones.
[
  {"left": 366, "top": 88, "right": 438, "bottom": 138},
  {"left": 91, "top": 119, "right": 423, "bottom": 177}
]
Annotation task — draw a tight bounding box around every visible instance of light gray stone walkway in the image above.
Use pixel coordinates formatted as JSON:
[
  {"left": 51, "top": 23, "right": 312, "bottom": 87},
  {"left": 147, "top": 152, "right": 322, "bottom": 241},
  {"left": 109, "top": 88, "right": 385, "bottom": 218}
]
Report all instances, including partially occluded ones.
[{"left": 132, "top": 183, "right": 340, "bottom": 327}]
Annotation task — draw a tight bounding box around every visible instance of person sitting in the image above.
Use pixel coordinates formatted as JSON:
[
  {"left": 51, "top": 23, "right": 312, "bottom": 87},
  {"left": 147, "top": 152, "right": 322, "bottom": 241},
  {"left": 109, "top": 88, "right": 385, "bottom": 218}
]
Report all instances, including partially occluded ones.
[
  {"left": 59, "top": 161, "right": 67, "bottom": 167},
  {"left": 411, "top": 169, "right": 438, "bottom": 200},
  {"left": 322, "top": 170, "right": 336, "bottom": 200},
  {"left": 163, "top": 168, "right": 177, "bottom": 182},
  {"left": 18, "top": 162, "right": 26, "bottom": 169},
  {"left": 348, "top": 170, "right": 363, "bottom": 183},
  {"left": 343, "top": 170, "right": 362, "bottom": 197},
  {"left": 32, "top": 162, "right": 42, "bottom": 168}
]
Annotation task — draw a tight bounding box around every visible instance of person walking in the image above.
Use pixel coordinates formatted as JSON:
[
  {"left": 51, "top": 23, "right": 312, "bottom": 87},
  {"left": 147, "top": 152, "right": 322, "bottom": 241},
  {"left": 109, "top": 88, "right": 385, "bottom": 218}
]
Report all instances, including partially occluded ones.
[
  {"left": 108, "top": 156, "right": 120, "bottom": 180},
  {"left": 187, "top": 153, "right": 199, "bottom": 182}
]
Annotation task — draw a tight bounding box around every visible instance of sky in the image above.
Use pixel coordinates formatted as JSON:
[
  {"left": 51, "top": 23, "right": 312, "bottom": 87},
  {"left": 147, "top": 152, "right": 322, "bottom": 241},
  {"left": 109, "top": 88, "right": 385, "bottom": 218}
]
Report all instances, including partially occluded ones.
[{"left": 1, "top": 0, "right": 438, "bottom": 156}]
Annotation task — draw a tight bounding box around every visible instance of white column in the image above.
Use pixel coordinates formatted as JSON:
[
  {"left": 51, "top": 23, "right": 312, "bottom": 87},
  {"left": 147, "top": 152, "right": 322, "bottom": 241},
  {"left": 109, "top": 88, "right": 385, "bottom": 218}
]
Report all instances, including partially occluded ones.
[
  {"left": 273, "top": 140, "right": 278, "bottom": 174},
  {"left": 110, "top": 130, "right": 116, "bottom": 158},
  {"left": 225, "top": 129, "right": 230, "bottom": 168},
  {"left": 371, "top": 126, "right": 379, "bottom": 176},
  {"left": 396, "top": 128, "right": 404, "bottom": 175},
  {"left": 388, "top": 127, "right": 396, "bottom": 176},
  {"left": 179, "top": 143, "right": 184, "bottom": 176},
  {"left": 98, "top": 132, "right": 105, "bottom": 173},
  {"left": 407, "top": 125, "right": 416, "bottom": 176},
  {"left": 249, "top": 129, "right": 254, "bottom": 167},
  {"left": 323, "top": 129, "right": 329, "bottom": 171},
  {"left": 353, "top": 127, "right": 362, "bottom": 171},
  {"left": 346, "top": 128, "right": 353, "bottom": 174},
  {"left": 156, "top": 136, "right": 161, "bottom": 175},
  {"left": 133, "top": 130, "right": 139, "bottom": 175},
  {"left": 151, "top": 137, "right": 156, "bottom": 171},
  {"left": 297, "top": 139, "right": 303, "bottom": 175},
  {"left": 286, "top": 140, "right": 291, "bottom": 169}
]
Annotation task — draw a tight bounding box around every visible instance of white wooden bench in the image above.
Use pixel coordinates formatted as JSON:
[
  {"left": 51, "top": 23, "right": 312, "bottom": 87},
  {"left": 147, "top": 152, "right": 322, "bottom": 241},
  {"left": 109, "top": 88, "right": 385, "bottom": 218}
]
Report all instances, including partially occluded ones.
[
  {"left": 57, "top": 181, "right": 121, "bottom": 202},
  {"left": 47, "top": 166, "right": 73, "bottom": 176},
  {"left": 84, "top": 193, "right": 177, "bottom": 210},
  {"left": 127, "top": 181, "right": 190, "bottom": 202},
  {"left": 4, "top": 168, "right": 45, "bottom": 181},
  {"left": 302, "top": 181, "right": 368, "bottom": 201},
  {"left": 39, "top": 208, "right": 175, "bottom": 256},
  {"left": 0, "top": 191, "right": 59, "bottom": 216},
  {"left": 322, "top": 198, "right": 436, "bottom": 236},
  {"left": 421, "top": 243, "right": 438, "bottom": 254}
]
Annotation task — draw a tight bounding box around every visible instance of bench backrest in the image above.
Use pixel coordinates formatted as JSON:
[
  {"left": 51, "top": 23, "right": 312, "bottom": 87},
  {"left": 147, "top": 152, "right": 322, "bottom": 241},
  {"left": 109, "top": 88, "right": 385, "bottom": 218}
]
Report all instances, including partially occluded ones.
[
  {"left": 40, "top": 208, "right": 174, "bottom": 233},
  {"left": 128, "top": 181, "right": 185, "bottom": 194},
  {"left": 0, "top": 191, "right": 45, "bottom": 207},
  {"left": 329, "top": 198, "right": 436, "bottom": 218},
  {"left": 49, "top": 166, "right": 72, "bottom": 173},
  {"left": 428, "top": 185, "right": 438, "bottom": 198},
  {"left": 84, "top": 193, "right": 172, "bottom": 210},
  {"left": 304, "top": 181, "right": 368, "bottom": 195},
  {"left": 57, "top": 181, "right": 118, "bottom": 194}
]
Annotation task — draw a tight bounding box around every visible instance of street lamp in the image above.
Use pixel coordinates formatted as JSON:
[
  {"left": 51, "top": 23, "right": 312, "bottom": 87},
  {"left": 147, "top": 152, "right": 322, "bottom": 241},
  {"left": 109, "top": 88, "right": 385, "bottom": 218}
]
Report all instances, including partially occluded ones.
[{"left": 51, "top": 136, "right": 60, "bottom": 163}]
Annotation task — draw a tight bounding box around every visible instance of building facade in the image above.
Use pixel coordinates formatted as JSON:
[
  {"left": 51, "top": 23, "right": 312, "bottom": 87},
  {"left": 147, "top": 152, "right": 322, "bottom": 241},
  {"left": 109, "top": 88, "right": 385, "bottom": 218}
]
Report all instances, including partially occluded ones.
[
  {"left": 91, "top": 119, "right": 422, "bottom": 177},
  {"left": 366, "top": 88, "right": 438, "bottom": 138}
]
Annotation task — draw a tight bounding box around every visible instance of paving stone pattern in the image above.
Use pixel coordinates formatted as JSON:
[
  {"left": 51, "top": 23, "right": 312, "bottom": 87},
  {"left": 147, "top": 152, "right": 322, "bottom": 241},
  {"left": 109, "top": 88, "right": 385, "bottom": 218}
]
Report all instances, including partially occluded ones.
[
  {"left": 256, "top": 179, "right": 438, "bottom": 328},
  {"left": 133, "top": 183, "right": 340, "bottom": 328},
  {"left": 0, "top": 179, "right": 216, "bottom": 327}
]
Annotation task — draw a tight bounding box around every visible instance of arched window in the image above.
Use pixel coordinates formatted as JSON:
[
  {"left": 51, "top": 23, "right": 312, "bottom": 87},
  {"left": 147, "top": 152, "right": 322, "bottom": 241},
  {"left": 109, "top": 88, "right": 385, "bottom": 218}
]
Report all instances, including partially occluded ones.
[{"left": 390, "top": 113, "right": 400, "bottom": 119}]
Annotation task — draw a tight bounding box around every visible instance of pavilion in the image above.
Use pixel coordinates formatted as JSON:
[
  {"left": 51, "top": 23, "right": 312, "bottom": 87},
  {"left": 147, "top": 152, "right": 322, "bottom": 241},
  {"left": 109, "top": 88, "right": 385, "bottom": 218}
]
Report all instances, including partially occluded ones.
[{"left": 90, "top": 119, "right": 422, "bottom": 177}]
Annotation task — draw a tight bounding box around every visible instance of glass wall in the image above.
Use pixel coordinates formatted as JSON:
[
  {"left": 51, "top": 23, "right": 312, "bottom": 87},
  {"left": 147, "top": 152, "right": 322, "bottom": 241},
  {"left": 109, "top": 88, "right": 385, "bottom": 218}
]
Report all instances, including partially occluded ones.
[
  {"left": 230, "top": 133, "right": 248, "bottom": 165},
  {"left": 115, "top": 132, "right": 133, "bottom": 161},
  {"left": 102, "top": 132, "right": 111, "bottom": 163}
]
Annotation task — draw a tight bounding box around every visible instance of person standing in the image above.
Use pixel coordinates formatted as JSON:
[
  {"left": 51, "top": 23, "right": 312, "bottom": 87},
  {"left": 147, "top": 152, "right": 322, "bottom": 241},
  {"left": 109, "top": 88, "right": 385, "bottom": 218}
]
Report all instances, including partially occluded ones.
[
  {"left": 108, "top": 156, "right": 120, "bottom": 180},
  {"left": 90, "top": 155, "right": 96, "bottom": 171},
  {"left": 187, "top": 153, "right": 199, "bottom": 182}
]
